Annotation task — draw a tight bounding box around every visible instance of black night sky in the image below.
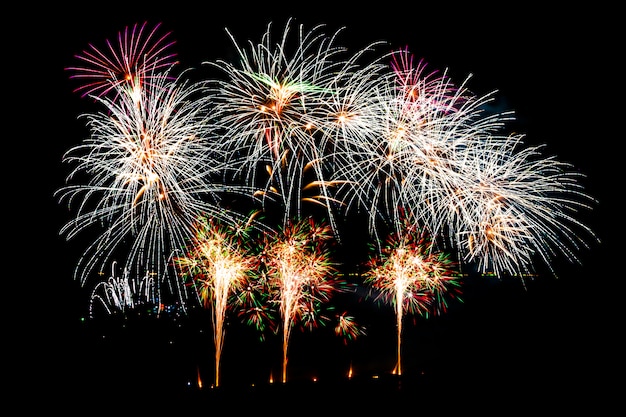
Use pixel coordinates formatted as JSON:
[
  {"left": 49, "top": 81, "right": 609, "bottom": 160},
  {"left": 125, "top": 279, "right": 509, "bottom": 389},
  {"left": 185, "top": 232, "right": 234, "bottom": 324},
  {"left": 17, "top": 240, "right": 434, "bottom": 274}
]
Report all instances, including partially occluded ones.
[{"left": 16, "top": 2, "right": 620, "bottom": 413}]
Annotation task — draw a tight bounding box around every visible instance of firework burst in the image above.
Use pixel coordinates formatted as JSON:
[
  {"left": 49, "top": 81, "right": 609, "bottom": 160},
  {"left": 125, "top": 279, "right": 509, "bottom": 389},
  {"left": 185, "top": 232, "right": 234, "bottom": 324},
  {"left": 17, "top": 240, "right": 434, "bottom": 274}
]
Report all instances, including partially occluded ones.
[
  {"left": 448, "top": 137, "right": 598, "bottom": 278},
  {"left": 331, "top": 47, "right": 515, "bottom": 241},
  {"left": 66, "top": 21, "right": 179, "bottom": 100},
  {"left": 331, "top": 46, "right": 598, "bottom": 278},
  {"left": 204, "top": 19, "right": 390, "bottom": 238},
  {"left": 334, "top": 311, "right": 367, "bottom": 346},
  {"left": 88, "top": 261, "right": 157, "bottom": 318},
  {"left": 56, "top": 64, "right": 261, "bottom": 304}
]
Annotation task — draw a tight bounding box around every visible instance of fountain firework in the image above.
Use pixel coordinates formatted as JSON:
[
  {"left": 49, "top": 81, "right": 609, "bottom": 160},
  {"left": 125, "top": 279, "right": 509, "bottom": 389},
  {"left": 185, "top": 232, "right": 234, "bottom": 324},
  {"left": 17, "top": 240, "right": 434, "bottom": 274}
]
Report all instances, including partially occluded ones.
[
  {"left": 362, "top": 217, "right": 462, "bottom": 376},
  {"left": 255, "top": 217, "right": 348, "bottom": 383},
  {"left": 174, "top": 215, "right": 259, "bottom": 387}
]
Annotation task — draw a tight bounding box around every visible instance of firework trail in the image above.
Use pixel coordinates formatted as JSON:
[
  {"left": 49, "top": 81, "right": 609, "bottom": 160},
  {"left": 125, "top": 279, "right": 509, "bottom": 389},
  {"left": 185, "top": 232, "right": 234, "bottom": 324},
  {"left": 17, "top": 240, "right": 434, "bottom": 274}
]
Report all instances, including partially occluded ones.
[
  {"left": 362, "top": 217, "right": 462, "bottom": 376},
  {"left": 174, "top": 215, "right": 259, "bottom": 387},
  {"left": 57, "top": 56, "right": 262, "bottom": 305}
]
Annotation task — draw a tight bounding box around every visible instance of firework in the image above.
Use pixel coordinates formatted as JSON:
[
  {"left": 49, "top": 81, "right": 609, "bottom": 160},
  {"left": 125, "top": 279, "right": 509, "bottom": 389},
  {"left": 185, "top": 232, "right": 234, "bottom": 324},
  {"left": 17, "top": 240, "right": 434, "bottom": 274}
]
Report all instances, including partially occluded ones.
[
  {"left": 203, "top": 19, "right": 389, "bottom": 239},
  {"left": 331, "top": 47, "right": 514, "bottom": 241},
  {"left": 58, "top": 20, "right": 599, "bottom": 385},
  {"left": 331, "top": 46, "right": 598, "bottom": 278},
  {"left": 60, "top": 21, "right": 599, "bottom": 287},
  {"left": 174, "top": 215, "right": 259, "bottom": 387},
  {"left": 253, "top": 217, "right": 347, "bottom": 383},
  {"left": 448, "top": 137, "right": 598, "bottom": 278},
  {"left": 66, "top": 21, "right": 178, "bottom": 100},
  {"left": 334, "top": 311, "right": 367, "bottom": 346},
  {"left": 362, "top": 218, "right": 462, "bottom": 376},
  {"left": 56, "top": 64, "right": 261, "bottom": 304}
]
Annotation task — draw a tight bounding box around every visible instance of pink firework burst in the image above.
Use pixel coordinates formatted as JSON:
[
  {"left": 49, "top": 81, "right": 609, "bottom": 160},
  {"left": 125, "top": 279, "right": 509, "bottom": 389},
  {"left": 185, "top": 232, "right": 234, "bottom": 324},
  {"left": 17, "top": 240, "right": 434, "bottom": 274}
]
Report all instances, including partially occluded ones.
[{"left": 66, "top": 21, "right": 178, "bottom": 100}]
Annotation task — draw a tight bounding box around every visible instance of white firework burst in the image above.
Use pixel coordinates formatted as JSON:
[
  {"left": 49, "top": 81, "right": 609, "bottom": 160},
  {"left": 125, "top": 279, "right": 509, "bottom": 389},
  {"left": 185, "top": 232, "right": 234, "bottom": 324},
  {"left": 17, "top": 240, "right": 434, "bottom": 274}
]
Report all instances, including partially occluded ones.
[
  {"left": 56, "top": 65, "right": 260, "bottom": 302},
  {"left": 203, "top": 18, "right": 387, "bottom": 237}
]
